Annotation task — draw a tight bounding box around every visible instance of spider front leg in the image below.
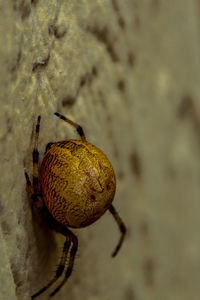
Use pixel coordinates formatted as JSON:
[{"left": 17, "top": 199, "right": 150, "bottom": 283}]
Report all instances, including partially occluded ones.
[
  {"left": 24, "top": 115, "right": 43, "bottom": 210},
  {"left": 31, "top": 228, "right": 78, "bottom": 299},
  {"left": 54, "top": 112, "right": 86, "bottom": 141}
]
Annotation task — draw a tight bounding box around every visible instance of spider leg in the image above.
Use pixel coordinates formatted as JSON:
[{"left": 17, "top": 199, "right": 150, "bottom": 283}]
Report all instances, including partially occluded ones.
[
  {"left": 24, "top": 171, "right": 33, "bottom": 195},
  {"left": 50, "top": 231, "right": 78, "bottom": 297},
  {"left": 109, "top": 204, "right": 126, "bottom": 257},
  {"left": 54, "top": 112, "right": 86, "bottom": 141},
  {"left": 32, "top": 115, "right": 41, "bottom": 195},
  {"left": 31, "top": 233, "right": 71, "bottom": 299},
  {"left": 31, "top": 228, "right": 78, "bottom": 299},
  {"left": 24, "top": 116, "right": 43, "bottom": 210}
]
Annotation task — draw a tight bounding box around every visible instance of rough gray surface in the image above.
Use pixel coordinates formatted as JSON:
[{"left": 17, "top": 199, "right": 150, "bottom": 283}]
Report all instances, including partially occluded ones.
[{"left": 0, "top": 1, "right": 200, "bottom": 300}]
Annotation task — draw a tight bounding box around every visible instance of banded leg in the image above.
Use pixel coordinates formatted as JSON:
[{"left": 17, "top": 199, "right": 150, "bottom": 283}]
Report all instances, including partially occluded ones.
[
  {"left": 54, "top": 112, "right": 86, "bottom": 141},
  {"left": 50, "top": 233, "right": 78, "bottom": 297},
  {"left": 32, "top": 116, "right": 41, "bottom": 195},
  {"left": 24, "top": 116, "right": 43, "bottom": 209},
  {"left": 109, "top": 204, "right": 126, "bottom": 257},
  {"left": 31, "top": 229, "right": 78, "bottom": 299}
]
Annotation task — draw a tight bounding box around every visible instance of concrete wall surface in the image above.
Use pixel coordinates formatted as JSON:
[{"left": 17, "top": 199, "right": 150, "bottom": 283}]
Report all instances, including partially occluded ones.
[{"left": 0, "top": 1, "right": 200, "bottom": 300}]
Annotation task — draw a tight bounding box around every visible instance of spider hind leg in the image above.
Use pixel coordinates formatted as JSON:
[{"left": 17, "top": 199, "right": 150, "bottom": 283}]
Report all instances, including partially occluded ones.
[{"left": 31, "top": 228, "right": 78, "bottom": 299}]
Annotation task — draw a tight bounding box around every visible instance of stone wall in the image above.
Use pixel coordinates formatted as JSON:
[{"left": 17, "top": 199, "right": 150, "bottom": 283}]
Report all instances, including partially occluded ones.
[{"left": 0, "top": 1, "right": 200, "bottom": 299}]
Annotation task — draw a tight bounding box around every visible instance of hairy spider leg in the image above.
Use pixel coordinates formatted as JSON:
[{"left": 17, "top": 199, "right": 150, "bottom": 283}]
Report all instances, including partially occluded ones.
[
  {"left": 109, "top": 204, "right": 126, "bottom": 257},
  {"left": 32, "top": 115, "right": 41, "bottom": 195},
  {"left": 32, "top": 228, "right": 78, "bottom": 299},
  {"left": 24, "top": 116, "right": 43, "bottom": 209},
  {"left": 24, "top": 171, "right": 33, "bottom": 195},
  {"left": 54, "top": 112, "right": 86, "bottom": 141},
  {"left": 50, "top": 231, "right": 78, "bottom": 297}
]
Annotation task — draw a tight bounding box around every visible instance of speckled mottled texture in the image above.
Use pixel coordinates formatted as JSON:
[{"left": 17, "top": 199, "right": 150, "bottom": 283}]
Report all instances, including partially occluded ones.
[
  {"left": 1, "top": 0, "right": 200, "bottom": 300},
  {"left": 40, "top": 140, "right": 116, "bottom": 228}
]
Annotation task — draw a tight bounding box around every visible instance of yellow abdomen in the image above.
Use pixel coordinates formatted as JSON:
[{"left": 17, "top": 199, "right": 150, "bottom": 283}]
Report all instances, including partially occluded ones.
[{"left": 40, "top": 140, "right": 116, "bottom": 228}]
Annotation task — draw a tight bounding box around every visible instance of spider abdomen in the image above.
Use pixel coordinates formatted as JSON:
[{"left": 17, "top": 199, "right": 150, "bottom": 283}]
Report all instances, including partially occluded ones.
[{"left": 40, "top": 140, "right": 116, "bottom": 228}]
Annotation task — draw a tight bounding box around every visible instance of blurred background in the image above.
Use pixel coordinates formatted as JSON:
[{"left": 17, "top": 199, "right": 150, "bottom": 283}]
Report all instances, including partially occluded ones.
[{"left": 0, "top": 1, "right": 200, "bottom": 299}]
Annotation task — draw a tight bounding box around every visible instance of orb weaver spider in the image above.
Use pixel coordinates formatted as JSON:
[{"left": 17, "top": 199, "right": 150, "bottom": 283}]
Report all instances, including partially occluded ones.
[{"left": 25, "top": 112, "right": 126, "bottom": 298}]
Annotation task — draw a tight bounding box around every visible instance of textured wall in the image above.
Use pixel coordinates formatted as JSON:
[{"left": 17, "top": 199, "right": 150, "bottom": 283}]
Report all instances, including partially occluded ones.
[{"left": 0, "top": 1, "right": 200, "bottom": 300}]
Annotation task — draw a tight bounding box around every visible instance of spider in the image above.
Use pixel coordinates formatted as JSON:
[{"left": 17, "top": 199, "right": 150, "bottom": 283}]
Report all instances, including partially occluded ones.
[{"left": 25, "top": 112, "right": 126, "bottom": 298}]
